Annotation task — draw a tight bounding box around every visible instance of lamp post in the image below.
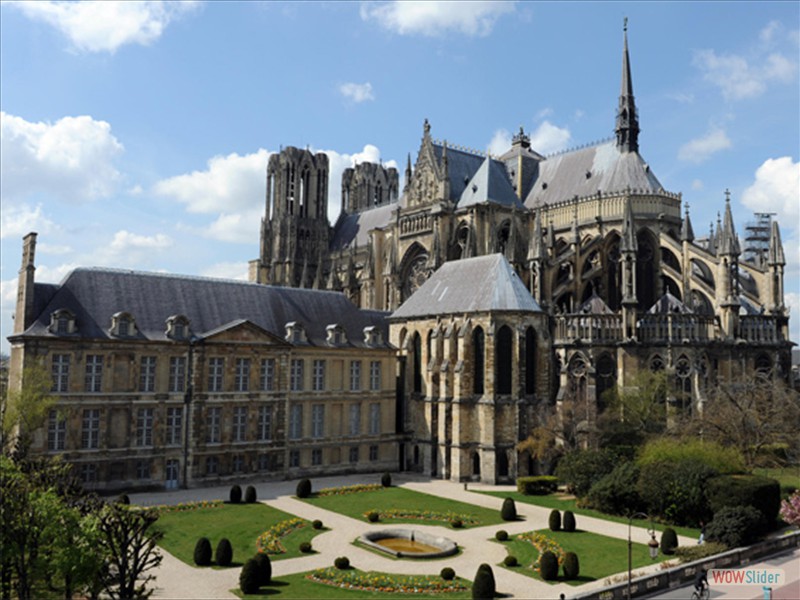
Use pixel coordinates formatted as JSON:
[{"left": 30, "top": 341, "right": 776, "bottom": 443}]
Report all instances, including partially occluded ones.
[{"left": 627, "top": 512, "right": 660, "bottom": 598}]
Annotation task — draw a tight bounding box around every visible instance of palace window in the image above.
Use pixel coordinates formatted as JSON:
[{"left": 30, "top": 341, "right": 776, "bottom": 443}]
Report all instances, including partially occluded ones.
[
  {"left": 350, "top": 360, "right": 362, "bottom": 391},
  {"left": 369, "top": 403, "right": 381, "bottom": 435},
  {"left": 206, "top": 456, "right": 218, "bottom": 475},
  {"left": 234, "top": 358, "right": 250, "bottom": 392},
  {"left": 312, "top": 448, "right": 322, "bottom": 466},
  {"left": 136, "top": 460, "right": 151, "bottom": 479},
  {"left": 290, "top": 359, "right": 304, "bottom": 391},
  {"left": 369, "top": 361, "right": 381, "bottom": 391},
  {"left": 139, "top": 356, "right": 156, "bottom": 392},
  {"left": 311, "top": 404, "right": 325, "bottom": 439},
  {"left": 232, "top": 454, "right": 244, "bottom": 474},
  {"left": 51, "top": 354, "right": 70, "bottom": 393},
  {"left": 208, "top": 357, "right": 224, "bottom": 392},
  {"left": 47, "top": 409, "right": 66, "bottom": 451},
  {"left": 233, "top": 407, "right": 247, "bottom": 442},
  {"left": 81, "top": 409, "right": 100, "bottom": 449},
  {"left": 260, "top": 358, "right": 275, "bottom": 391},
  {"left": 257, "top": 406, "right": 272, "bottom": 441},
  {"left": 169, "top": 357, "right": 186, "bottom": 393},
  {"left": 289, "top": 450, "right": 300, "bottom": 468},
  {"left": 166, "top": 407, "right": 182, "bottom": 446},
  {"left": 110, "top": 312, "right": 136, "bottom": 337},
  {"left": 349, "top": 403, "right": 361, "bottom": 436},
  {"left": 49, "top": 309, "right": 75, "bottom": 335},
  {"left": 206, "top": 407, "right": 221, "bottom": 444},
  {"left": 165, "top": 315, "right": 190, "bottom": 340},
  {"left": 349, "top": 446, "right": 359, "bottom": 463},
  {"left": 84, "top": 355, "right": 103, "bottom": 393},
  {"left": 326, "top": 324, "right": 347, "bottom": 346},
  {"left": 289, "top": 404, "right": 303, "bottom": 440},
  {"left": 136, "top": 408, "right": 154, "bottom": 447},
  {"left": 312, "top": 359, "right": 326, "bottom": 391}
]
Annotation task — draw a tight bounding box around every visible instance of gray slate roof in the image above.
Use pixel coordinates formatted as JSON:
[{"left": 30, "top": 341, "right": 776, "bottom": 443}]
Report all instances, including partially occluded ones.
[
  {"left": 15, "top": 268, "right": 390, "bottom": 348},
  {"left": 524, "top": 140, "right": 663, "bottom": 208},
  {"left": 331, "top": 202, "right": 395, "bottom": 250},
  {"left": 432, "top": 143, "right": 485, "bottom": 202},
  {"left": 458, "top": 156, "right": 524, "bottom": 209},
  {"left": 390, "top": 254, "right": 542, "bottom": 320}
]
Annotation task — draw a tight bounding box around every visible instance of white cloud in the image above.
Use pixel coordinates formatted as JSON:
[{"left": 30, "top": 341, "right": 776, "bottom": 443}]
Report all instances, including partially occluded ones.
[
  {"left": 693, "top": 47, "right": 796, "bottom": 101},
  {"left": 38, "top": 243, "right": 73, "bottom": 256},
  {"left": 99, "top": 230, "right": 173, "bottom": 267},
  {"left": 321, "top": 144, "right": 397, "bottom": 218},
  {"left": 360, "top": 0, "right": 515, "bottom": 37},
  {"left": 1, "top": 112, "right": 123, "bottom": 203},
  {"left": 741, "top": 157, "right": 800, "bottom": 225},
  {"left": 487, "top": 129, "right": 511, "bottom": 156},
  {"left": 200, "top": 261, "right": 250, "bottom": 281},
  {"left": 678, "top": 128, "right": 732, "bottom": 164},
  {"left": 530, "top": 121, "right": 571, "bottom": 155},
  {"left": 10, "top": 0, "right": 200, "bottom": 54},
  {"left": 0, "top": 203, "right": 56, "bottom": 239},
  {"left": 536, "top": 108, "right": 554, "bottom": 120},
  {"left": 339, "top": 82, "right": 375, "bottom": 103},
  {"left": 759, "top": 20, "right": 781, "bottom": 44},
  {"left": 785, "top": 291, "right": 800, "bottom": 344},
  {"left": 691, "top": 179, "right": 704, "bottom": 191}
]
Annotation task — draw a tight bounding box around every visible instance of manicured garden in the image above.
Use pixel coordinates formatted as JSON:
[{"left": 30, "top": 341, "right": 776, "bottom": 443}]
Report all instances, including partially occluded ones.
[{"left": 154, "top": 502, "right": 320, "bottom": 567}]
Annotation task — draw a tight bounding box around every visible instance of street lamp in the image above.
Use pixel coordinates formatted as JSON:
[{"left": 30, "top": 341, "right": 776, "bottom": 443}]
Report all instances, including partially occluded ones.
[{"left": 627, "top": 512, "right": 660, "bottom": 598}]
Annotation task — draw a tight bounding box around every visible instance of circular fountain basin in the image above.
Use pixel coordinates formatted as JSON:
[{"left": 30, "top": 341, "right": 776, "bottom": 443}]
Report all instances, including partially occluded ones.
[{"left": 360, "top": 529, "right": 457, "bottom": 559}]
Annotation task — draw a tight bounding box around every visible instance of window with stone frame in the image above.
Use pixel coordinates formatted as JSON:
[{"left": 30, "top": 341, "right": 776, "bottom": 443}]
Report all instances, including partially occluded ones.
[
  {"left": 311, "top": 404, "right": 325, "bottom": 438},
  {"left": 312, "top": 448, "right": 323, "bottom": 466},
  {"left": 136, "top": 460, "right": 151, "bottom": 479},
  {"left": 235, "top": 358, "right": 251, "bottom": 392},
  {"left": 166, "top": 315, "right": 190, "bottom": 340},
  {"left": 260, "top": 358, "right": 275, "bottom": 391},
  {"left": 110, "top": 312, "right": 136, "bottom": 337},
  {"left": 369, "top": 445, "right": 379, "bottom": 461},
  {"left": 233, "top": 406, "right": 247, "bottom": 442},
  {"left": 369, "top": 402, "right": 381, "bottom": 435},
  {"left": 289, "top": 449, "right": 300, "bottom": 468},
  {"left": 206, "top": 456, "right": 218, "bottom": 475},
  {"left": 139, "top": 356, "right": 156, "bottom": 392},
  {"left": 257, "top": 453, "right": 270, "bottom": 471},
  {"left": 80, "top": 463, "right": 97, "bottom": 484},
  {"left": 81, "top": 409, "right": 100, "bottom": 449},
  {"left": 47, "top": 409, "right": 66, "bottom": 451},
  {"left": 166, "top": 407, "right": 182, "bottom": 446},
  {"left": 289, "top": 404, "right": 303, "bottom": 439},
  {"left": 290, "top": 359, "right": 304, "bottom": 391},
  {"left": 349, "top": 403, "right": 361, "bottom": 436},
  {"left": 51, "top": 354, "right": 70, "bottom": 393},
  {"left": 369, "top": 360, "right": 381, "bottom": 391},
  {"left": 257, "top": 406, "right": 272, "bottom": 441},
  {"left": 135, "top": 408, "right": 154, "bottom": 447},
  {"left": 169, "top": 356, "right": 187, "bottom": 393},
  {"left": 349, "top": 446, "right": 359, "bottom": 463},
  {"left": 84, "top": 355, "right": 103, "bottom": 393},
  {"left": 208, "top": 357, "right": 224, "bottom": 392},
  {"left": 206, "top": 407, "right": 221, "bottom": 444},
  {"left": 350, "top": 360, "right": 362, "bottom": 391},
  {"left": 312, "top": 359, "right": 326, "bottom": 391},
  {"left": 50, "top": 309, "right": 75, "bottom": 335},
  {"left": 232, "top": 454, "right": 244, "bottom": 473}
]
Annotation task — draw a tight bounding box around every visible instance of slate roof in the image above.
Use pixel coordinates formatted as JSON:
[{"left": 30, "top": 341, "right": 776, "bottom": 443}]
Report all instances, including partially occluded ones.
[
  {"left": 647, "top": 292, "right": 692, "bottom": 314},
  {"left": 390, "top": 254, "right": 542, "bottom": 320},
  {"left": 524, "top": 140, "right": 663, "bottom": 208},
  {"left": 331, "top": 202, "right": 395, "bottom": 250},
  {"left": 432, "top": 143, "right": 485, "bottom": 202},
  {"left": 458, "top": 156, "right": 524, "bottom": 209},
  {"left": 13, "top": 268, "right": 391, "bottom": 348}
]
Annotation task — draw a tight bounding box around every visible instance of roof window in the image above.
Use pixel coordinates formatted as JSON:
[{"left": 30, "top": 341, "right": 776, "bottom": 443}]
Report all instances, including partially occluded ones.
[
  {"left": 326, "top": 324, "right": 347, "bottom": 346},
  {"left": 49, "top": 309, "right": 76, "bottom": 335},
  {"left": 166, "top": 315, "right": 191, "bottom": 341},
  {"left": 110, "top": 312, "right": 137, "bottom": 338}
]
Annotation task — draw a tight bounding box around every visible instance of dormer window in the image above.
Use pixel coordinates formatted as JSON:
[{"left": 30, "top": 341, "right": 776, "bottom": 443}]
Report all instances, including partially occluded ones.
[
  {"left": 363, "top": 326, "right": 383, "bottom": 347},
  {"left": 166, "top": 315, "right": 191, "bottom": 341},
  {"left": 110, "top": 312, "right": 137, "bottom": 338},
  {"left": 326, "top": 324, "right": 347, "bottom": 346},
  {"left": 49, "top": 309, "right": 76, "bottom": 335},
  {"left": 285, "top": 321, "right": 307, "bottom": 344}
]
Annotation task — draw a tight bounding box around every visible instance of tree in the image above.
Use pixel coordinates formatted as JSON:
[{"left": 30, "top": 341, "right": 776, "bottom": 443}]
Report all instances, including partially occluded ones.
[
  {"left": 1, "top": 362, "right": 57, "bottom": 458},
  {"left": 599, "top": 371, "right": 668, "bottom": 439},
  {"left": 689, "top": 377, "right": 800, "bottom": 468},
  {"left": 780, "top": 491, "right": 800, "bottom": 527},
  {"left": 97, "top": 504, "right": 163, "bottom": 600}
]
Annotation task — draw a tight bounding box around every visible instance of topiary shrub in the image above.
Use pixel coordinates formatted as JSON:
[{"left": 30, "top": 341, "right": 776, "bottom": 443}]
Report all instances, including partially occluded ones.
[
  {"left": 230, "top": 484, "right": 242, "bottom": 504},
  {"left": 245, "top": 485, "right": 257, "bottom": 504},
  {"left": 548, "top": 509, "right": 561, "bottom": 532},
  {"left": 296, "top": 478, "right": 312, "bottom": 498},
  {"left": 495, "top": 530, "right": 508, "bottom": 542},
  {"left": 539, "top": 551, "right": 559, "bottom": 581},
  {"left": 367, "top": 511, "right": 380, "bottom": 522},
  {"left": 334, "top": 556, "right": 350, "bottom": 570},
  {"left": 440, "top": 567, "right": 455, "bottom": 581},
  {"left": 472, "top": 564, "right": 495, "bottom": 599},
  {"left": 116, "top": 493, "right": 130, "bottom": 505},
  {"left": 254, "top": 552, "right": 271, "bottom": 585},
  {"left": 193, "top": 537, "right": 212, "bottom": 566},
  {"left": 637, "top": 459, "right": 717, "bottom": 526},
  {"left": 215, "top": 538, "right": 233, "bottom": 567},
  {"left": 706, "top": 474, "right": 781, "bottom": 529},
  {"left": 239, "top": 558, "right": 260, "bottom": 595},
  {"left": 563, "top": 510, "right": 576, "bottom": 532},
  {"left": 562, "top": 551, "right": 580, "bottom": 580},
  {"left": 299, "top": 541, "right": 313, "bottom": 553},
  {"left": 503, "top": 555, "right": 518, "bottom": 567},
  {"left": 516, "top": 475, "right": 559, "bottom": 495},
  {"left": 381, "top": 472, "right": 392, "bottom": 487},
  {"left": 312, "top": 519, "right": 323, "bottom": 530},
  {"left": 501, "top": 497, "right": 517, "bottom": 521},
  {"left": 660, "top": 528, "right": 678, "bottom": 555},
  {"left": 706, "top": 505, "right": 765, "bottom": 548},
  {"left": 450, "top": 518, "right": 463, "bottom": 529},
  {"left": 586, "top": 462, "right": 643, "bottom": 516}
]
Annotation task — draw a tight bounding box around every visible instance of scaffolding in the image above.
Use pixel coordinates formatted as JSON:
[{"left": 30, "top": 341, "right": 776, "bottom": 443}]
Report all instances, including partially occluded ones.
[{"left": 743, "top": 212, "right": 774, "bottom": 265}]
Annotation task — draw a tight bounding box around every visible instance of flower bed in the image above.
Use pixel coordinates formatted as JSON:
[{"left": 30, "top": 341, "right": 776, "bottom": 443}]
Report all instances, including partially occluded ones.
[
  {"left": 152, "top": 499, "right": 223, "bottom": 514},
  {"left": 256, "top": 517, "right": 308, "bottom": 554},
  {"left": 307, "top": 568, "right": 469, "bottom": 593},
  {"left": 317, "top": 483, "right": 384, "bottom": 497},
  {"left": 517, "top": 531, "right": 565, "bottom": 568},
  {"left": 363, "top": 508, "right": 478, "bottom": 526}
]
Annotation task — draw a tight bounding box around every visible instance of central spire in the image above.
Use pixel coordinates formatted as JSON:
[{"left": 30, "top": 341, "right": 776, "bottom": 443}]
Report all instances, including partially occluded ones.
[{"left": 615, "top": 17, "right": 640, "bottom": 153}]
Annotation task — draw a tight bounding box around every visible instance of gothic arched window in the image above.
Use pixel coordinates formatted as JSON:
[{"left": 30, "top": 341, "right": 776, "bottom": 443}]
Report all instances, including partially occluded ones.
[
  {"left": 496, "top": 325, "right": 513, "bottom": 394},
  {"left": 472, "top": 327, "right": 485, "bottom": 395},
  {"left": 525, "top": 327, "right": 537, "bottom": 395}
]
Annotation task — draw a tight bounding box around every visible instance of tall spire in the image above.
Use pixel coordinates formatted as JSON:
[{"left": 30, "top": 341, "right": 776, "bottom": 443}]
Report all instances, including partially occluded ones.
[
  {"left": 615, "top": 17, "right": 640, "bottom": 153},
  {"left": 680, "top": 204, "right": 695, "bottom": 243},
  {"left": 768, "top": 220, "right": 785, "bottom": 266},
  {"left": 718, "top": 190, "right": 740, "bottom": 256}
]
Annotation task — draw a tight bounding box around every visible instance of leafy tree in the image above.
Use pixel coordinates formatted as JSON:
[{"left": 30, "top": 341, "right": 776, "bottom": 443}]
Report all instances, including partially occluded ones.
[
  {"left": 1, "top": 362, "right": 57, "bottom": 458},
  {"left": 599, "top": 371, "right": 668, "bottom": 438},
  {"left": 706, "top": 506, "right": 765, "bottom": 548},
  {"left": 636, "top": 437, "right": 745, "bottom": 474},
  {"left": 555, "top": 448, "right": 618, "bottom": 497},
  {"left": 586, "top": 461, "right": 643, "bottom": 515}
]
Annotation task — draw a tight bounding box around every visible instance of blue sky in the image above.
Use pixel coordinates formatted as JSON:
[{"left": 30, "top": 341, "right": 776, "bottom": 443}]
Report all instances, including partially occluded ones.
[{"left": 1, "top": 1, "right": 799, "bottom": 353}]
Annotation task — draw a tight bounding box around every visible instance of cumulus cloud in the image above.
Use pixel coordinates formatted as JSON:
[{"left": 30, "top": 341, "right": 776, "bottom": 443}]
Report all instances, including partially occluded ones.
[
  {"left": 360, "top": 0, "right": 515, "bottom": 37},
  {"left": 10, "top": 0, "right": 200, "bottom": 53},
  {"left": 530, "top": 121, "right": 571, "bottom": 155},
  {"left": 100, "top": 230, "right": 173, "bottom": 267},
  {"left": 1, "top": 112, "right": 123, "bottom": 203},
  {"left": 201, "top": 261, "right": 250, "bottom": 281},
  {"left": 741, "top": 157, "right": 800, "bottom": 225},
  {"left": 487, "top": 129, "right": 511, "bottom": 156},
  {"left": 0, "top": 203, "right": 56, "bottom": 239},
  {"left": 693, "top": 47, "right": 796, "bottom": 101},
  {"left": 678, "top": 128, "right": 732, "bottom": 164},
  {"left": 339, "top": 82, "right": 375, "bottom": 103}
]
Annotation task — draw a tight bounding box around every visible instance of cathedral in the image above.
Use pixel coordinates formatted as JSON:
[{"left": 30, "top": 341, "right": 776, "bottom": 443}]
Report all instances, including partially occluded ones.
[{"left": 250, "top": 26, "right": 792, "bottom": 481}]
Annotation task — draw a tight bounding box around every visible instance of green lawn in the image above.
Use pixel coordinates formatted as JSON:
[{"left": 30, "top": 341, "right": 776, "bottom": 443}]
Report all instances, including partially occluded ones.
[
  {"left": 497, "top": 529, "right": 662, "bottom": 585},
  {"left": 302, "top": 486, "right": 504, "bottom": 528},
  {"left": 154, "top": 503, "right": 319, "bottom": 567},
  {"left": 231, "top": 571, "right": 473, "bottom": 599},
  {"left": 481, "top": 491, "right": 700, "bottom": 539},
  {"left": 754, "top": 467, "right": 800, "bottom": 489}
]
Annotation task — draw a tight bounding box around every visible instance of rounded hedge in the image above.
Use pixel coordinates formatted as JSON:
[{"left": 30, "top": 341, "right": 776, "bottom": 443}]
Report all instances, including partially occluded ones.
[
  {"left": 563, "top": 510, "right": 576, "bottom": 532},
  {"left": 539, "top": 551, "right": 559, "bottom": 581},
  {"left": 706, "top": 505, "right": 765, "bottom": 548},
  {"left": 450, "top": 518, "right": 463, "bottom": 529},
  {"left": 660, "top": 528, "right": 678, "bottom": 555},
  {"left": 215, "top": 538, "right": 233, "bottom": 567},
  {"left": 501, "top": 497, "right": 517, "bottom": 522},
  {"left": 495, "top": 530, "right": 509, "bottom": 542},
  {"left": 706, "top": 474, "right": 780, "bottom": 528},
  {"left": 239, "top": 558, "right": 260, "bottom": 595},
  {"left": 296, "top": 478, "right": 312, "bottom": 498},
  {"left": 381, "top": 472, "right": 392, "bottom": 487},
  {"left": 116, "top": 494, "right": 130, "bottom": 505},
  {"left": 548, "top": 509, "right": 561, "bottom": 532},
  {"left": 440, "top": 567, "right": 455, "bottom": 581},
  {"left": 312, "top": 519, "right": 323, "bottom": 530},
  {"left": 254, "top": 552, "right": 271, "bottom": 586},
  {"left": 229, "top": 484, "right": 242, "bottom": 504},
  {"left": 367, "top": 511, "right": 380, "bottom": 522},
  {"left": 472, "top": 564, "right": 495, "bottom": 600},
  {"left": 334, "top": 556, "right": 350, "bottom": 570},
  {"left": 193, "top": 537, "right": 212, "bottom": 566},
  {"left": 563, "top": 551, "right": 580, "bottom": 580},
  {"left": 245, "top": 485, "right": 257, "bottom": 504},
  {"left": 503, "top": 555, "right": 518, "bottom": 567},
  {"left": 299, "top": 541, "right": 313, "bottom": 553}
]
